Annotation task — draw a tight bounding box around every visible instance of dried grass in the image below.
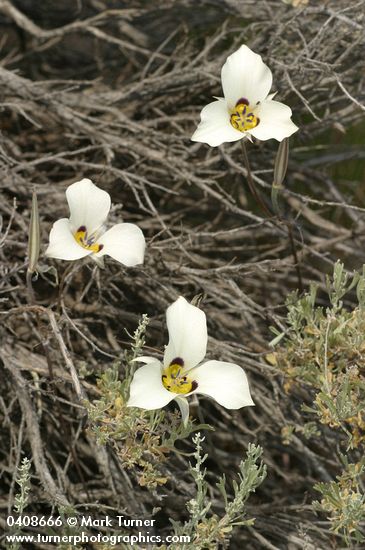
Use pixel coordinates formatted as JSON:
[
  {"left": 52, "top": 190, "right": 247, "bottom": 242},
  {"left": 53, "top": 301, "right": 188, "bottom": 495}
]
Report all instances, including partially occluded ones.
[{"left": 1, "top": 0, "right": 365, "bottom": 547}]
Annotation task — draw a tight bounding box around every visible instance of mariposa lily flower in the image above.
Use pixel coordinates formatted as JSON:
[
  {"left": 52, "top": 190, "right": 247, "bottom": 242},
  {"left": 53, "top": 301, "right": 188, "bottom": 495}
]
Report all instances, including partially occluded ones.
[
  {"left": 45, "top": 178, "right": 145, "bottom": 266},
  {"left": 127, "top": 296, "right": 254, "bottom": 424},
  {"left": 191, "top": 45, "right": 298, "bottom": 147}
]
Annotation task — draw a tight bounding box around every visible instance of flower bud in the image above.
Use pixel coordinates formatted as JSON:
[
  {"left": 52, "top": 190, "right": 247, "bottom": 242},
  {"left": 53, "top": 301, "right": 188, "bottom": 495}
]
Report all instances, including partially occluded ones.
[
  {"left": 272, "top": 138, "right": 290, "bottom": 217},
  {"left": 27, "top": 190, "right": 40, "bottom": 274},
  {"left": 273, "top": 138, "right": 289, "bottom": 189}
]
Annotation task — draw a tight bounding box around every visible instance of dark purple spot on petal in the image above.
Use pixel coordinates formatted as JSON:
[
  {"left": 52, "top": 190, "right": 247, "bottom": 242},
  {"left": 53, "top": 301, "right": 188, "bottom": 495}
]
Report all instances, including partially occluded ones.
[
  {"left": 170, "top": 357, "right": 184, "bottom": 367},
  {"left": 97, "top": 244, "right": 104, "bottom": 252},
  {"left": 191, "top": 381, "right": 198, "bottom": 391},
  {"left": 236, "top": 97, "right": 249, "bottom": 106},
  {"left": 78, "top": 225, "right": 87, "bottom": 232}
]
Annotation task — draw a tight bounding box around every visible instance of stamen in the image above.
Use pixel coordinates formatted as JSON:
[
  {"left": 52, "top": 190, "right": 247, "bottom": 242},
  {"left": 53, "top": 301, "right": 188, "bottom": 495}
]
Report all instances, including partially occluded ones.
[
  {"left": 74, "top": 225, "right": 103, "bottom": 253},
  {"left": 161, "top": 361, "right": 197, "bottom": 395},
  {"left": 229, "top": 99, "right": 259, "bottom": 133}
]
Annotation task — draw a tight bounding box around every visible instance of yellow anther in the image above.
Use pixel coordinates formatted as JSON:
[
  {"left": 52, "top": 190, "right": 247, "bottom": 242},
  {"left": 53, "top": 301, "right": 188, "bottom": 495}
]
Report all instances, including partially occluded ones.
[
  {"left": 162, "top": 362, "right": 196, "bottom": 395},
  {"left": 230, "top": 99, "right": 259, "bottom": 132}
]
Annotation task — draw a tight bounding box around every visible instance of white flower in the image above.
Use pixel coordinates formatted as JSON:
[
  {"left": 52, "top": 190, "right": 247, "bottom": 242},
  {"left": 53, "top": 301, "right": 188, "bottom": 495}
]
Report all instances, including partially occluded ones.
[
  {"left": 127, "top": 296, "right": 254, "bottom": 424},
  {"left": 45, "top": 178, "right": 146, "bottom": 266},
  {"left": 191, "top": 45, "right": 298, "bottom": 147}
]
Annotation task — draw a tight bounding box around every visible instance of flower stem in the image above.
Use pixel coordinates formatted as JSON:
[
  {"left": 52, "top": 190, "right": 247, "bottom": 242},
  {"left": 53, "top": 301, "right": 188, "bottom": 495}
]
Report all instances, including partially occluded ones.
[
  {"left": 26, "top": 269, "right": 36, "bottom": 305},
  {"left": 285, "top": 219, "right": 304, "bottom": 293},
  {"left": 240, "top": 140, "right": 303, "bottom": 293},
  {"left": 240, "top": 140, "right": 272, "bottom": 217},
  {"left": 271, "top": 182, "right": 283, "bottom": 218}
]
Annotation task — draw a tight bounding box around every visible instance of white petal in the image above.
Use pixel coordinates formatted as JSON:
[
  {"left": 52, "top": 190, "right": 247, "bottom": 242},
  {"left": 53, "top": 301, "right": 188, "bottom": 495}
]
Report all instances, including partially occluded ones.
[
  {"left": 45, "top": 218, "right": 91, "bottom": 261},
  {"left": 66, "top": 178, "right": 111, "bottom": 234},
  {"left": 127, "top": 362, "right": 176, "bottom": 409},
  {"left": 95, "top": 223, "right": 145, "bottom": 266},
  {"left": 131, "top": 356, "right": 160, "bottom": 364},
  {"left": 191, "top": 360, "right": 254, "bottom": 409},
  {"left": 221, "top": 45, "right": 273, "bottom": 108},
  {"left": 174, "top": 396, "right": 190, "bottom": 426},
  {"left": 164, "top": 296, "right": 207, "bottom": 370},
  {"left": 191, "top": 99, "right": 243, "bottom": 147},
  {"left": 249, "top": 100, "right": 298, "bottom": 142}
]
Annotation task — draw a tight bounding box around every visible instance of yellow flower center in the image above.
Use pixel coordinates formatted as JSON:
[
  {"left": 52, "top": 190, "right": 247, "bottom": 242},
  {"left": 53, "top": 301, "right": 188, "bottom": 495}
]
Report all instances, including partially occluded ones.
[
  {"left": 162, "top": 358, "right": 197, "bottom": 395},
  {"left": 229, "top": 98, "right": 259, "bottom": 132},
  {"left": 74, "top": 225, "right": 103, "bottom": 253}
]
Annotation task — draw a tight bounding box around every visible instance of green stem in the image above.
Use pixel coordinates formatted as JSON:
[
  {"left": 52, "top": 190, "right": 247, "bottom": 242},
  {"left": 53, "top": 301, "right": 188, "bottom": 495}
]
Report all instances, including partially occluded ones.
[{"left": 271, "top": 182, "right": 283, "bottom": 218}]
